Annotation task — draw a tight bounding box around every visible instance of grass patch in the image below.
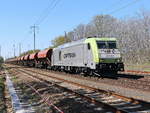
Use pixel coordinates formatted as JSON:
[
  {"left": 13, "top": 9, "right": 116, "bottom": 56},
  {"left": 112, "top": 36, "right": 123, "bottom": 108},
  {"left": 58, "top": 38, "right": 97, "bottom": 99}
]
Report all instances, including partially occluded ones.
[
  {"left": 125, "top": 63, "right": 150, "bottom": 72},
  {"left": 0, "top": 77, "right": 5, "bottom": 88},
  {"left": 0, "top": 75, "right": 6, "bottom": 113}
]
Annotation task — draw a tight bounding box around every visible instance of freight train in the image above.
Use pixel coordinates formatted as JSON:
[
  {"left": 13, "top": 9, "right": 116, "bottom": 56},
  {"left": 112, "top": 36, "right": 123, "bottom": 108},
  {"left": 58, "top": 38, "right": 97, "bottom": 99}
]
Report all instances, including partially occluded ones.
[{"left": 5, "top": 37, "right": 124, "bottom": 76}]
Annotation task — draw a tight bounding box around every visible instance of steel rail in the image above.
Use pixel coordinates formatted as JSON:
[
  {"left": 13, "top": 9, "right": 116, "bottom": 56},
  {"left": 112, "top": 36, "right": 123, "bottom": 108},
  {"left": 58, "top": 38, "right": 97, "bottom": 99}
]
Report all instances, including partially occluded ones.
[
  {"left": 124, "top": 70, "right": 150, "bottom": 74},
  {"left": 17, "top": 68, "right": 128, "bottom": 113},
  {"left": 6, "top": 66, "right": 64, "bottom": 113},
  {"left": 24, "top": 68, "right": 150, "bottom": 108},
  {"left": 7, "top": 65, "right": 150, "bottom": 101},
  {"left": 6, "top": 64, "right": 150, "bottom": 109},
  {"left": 24, "top": 69, "right": 140, "bottom": 103},
  {"left": 24, "top": 83, "right": 64, "bottom": 113}
]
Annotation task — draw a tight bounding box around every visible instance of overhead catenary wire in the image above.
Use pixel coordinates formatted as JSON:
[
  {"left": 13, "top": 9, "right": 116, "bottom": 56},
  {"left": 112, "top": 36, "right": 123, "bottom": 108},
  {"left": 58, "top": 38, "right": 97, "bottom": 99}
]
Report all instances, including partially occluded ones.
[
  {"left": 19, "top": 0, "right": 139, "bottom": 57},
  {"left": 101, "top": 0, "right": 125, "bottom": 13},
  {"left": 35, "top": 0, "right": 57, "bottom": 25},
  {"left": 36, "top": 0, "right": 61, "bottom": 25},
  {"left": 18, "top": 0, "right": 58, "bottom": 56},
  {"left": 108, "top": 0, "right": 140, "bottom": 14},
  {"left": 35, "top": 0, "right": 61, "bottom": 26},
  {"left": 27, "top": 0, "right": 61, "bottom": 52}
]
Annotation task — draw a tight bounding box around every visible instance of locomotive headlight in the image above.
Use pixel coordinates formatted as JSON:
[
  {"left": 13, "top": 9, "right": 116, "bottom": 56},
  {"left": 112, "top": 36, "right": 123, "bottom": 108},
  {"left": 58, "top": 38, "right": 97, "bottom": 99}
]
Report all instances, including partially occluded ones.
[
  {"left": 117, "top": 58, "right": 122, "bottom": 62},
  {"left": 117, "top": 59, "right": 120, "bottom": 62}
]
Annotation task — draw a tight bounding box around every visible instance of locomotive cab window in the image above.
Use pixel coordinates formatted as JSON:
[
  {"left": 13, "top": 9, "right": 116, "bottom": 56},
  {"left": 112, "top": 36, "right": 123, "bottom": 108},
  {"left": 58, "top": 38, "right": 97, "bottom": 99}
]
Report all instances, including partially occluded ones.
[
  {"left": 108, "top": 41, "right": 117, "bottom": 49},
  {"left": 97, "top": 41, "right": 106, "bottom": 49},
  {"left": 87, "top": 43, "right": 91, "bottom": 50},
  {"left": 97, "top": 41, "right": 117, "bottom": 49}
]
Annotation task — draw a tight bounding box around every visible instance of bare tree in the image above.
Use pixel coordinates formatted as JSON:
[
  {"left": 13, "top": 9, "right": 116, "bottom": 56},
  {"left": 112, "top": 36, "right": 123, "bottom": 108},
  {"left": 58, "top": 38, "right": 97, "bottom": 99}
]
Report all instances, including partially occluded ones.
[{"left": 63, "top": 11, "right": 150, "bottom": 64}]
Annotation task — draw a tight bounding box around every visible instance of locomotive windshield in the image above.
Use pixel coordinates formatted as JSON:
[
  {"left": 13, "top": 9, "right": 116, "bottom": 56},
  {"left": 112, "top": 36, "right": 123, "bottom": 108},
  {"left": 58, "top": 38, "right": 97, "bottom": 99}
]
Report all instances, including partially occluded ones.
[
  {"left": 97, "top": 41, "right": 117, "bottom": 49},
  {"left": 108, "top": 41, "right": 117, "bottom": 49}
]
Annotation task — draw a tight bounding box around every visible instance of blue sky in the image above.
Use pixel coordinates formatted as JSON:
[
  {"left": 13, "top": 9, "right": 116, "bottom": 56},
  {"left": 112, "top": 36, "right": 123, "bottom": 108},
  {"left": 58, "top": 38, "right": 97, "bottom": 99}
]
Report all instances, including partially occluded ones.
[{"left": 0, "top": 0, "right": 149, "bottom": 59}]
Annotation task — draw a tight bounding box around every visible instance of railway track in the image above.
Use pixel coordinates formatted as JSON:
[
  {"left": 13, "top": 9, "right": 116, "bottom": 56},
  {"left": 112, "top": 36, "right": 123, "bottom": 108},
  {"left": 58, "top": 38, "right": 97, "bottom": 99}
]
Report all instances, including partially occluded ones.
[
  {"left": 58, "top": 70, "right": 150, "bottom": 92},
  {"left": 6, "top": 64, "right": 150, "bottom": 94},
  {"left": 24, "top": 82, "right": 64, "bottom": 113},
  {"left": 114, "top": 77, "right": 150, "bottom": 91},
  {"left": 24, "top": 67, "right": 150, "bottom": 98},
  {"left": 122, "top": 70, "right": 150, "bottom": 75},
  {"left": 17, "top": 68, "right": 128, "bottom": 113},
  {"left": 26, "top": 66, "right": 150, "bottom": 92},
  {"left": 10, "top": 66, "right": 150, "bottom": 113},
  {"left": 8, "top": 69, "right": 65, "bottom": 113}
]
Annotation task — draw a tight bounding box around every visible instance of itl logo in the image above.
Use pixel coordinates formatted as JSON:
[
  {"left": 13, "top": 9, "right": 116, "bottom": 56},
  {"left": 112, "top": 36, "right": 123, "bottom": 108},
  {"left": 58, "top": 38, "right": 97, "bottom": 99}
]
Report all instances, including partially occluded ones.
[{"left": 64, "top": 53, "right": 76, "bottom": 59}]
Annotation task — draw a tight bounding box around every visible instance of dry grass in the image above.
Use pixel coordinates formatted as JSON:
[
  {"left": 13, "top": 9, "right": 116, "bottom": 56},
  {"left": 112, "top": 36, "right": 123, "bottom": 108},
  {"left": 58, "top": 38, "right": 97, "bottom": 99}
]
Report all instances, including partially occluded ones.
[
  {"left": 125, "top": 63, "right": 150, "bottom": 72},
  {"left": 0, "top": 75, "right": 6, "bottom": 113}
]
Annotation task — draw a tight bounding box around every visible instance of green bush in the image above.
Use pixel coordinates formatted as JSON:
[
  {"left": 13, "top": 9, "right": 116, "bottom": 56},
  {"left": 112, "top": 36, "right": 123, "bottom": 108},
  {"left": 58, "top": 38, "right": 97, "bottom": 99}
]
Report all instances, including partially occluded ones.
[{"left": 0, "top": 56, "right": 4, "bottom": 68}]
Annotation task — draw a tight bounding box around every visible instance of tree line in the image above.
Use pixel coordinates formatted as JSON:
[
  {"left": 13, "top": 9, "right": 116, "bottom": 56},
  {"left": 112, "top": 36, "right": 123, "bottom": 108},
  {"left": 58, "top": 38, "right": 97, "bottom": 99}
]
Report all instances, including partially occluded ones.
[
  {"left": 0, "top": 56, "right": 4, "bottom": 68},
  {"left": 52, "top": 10, "right": 150, "bottom": 64},
  {"left": 19, "top": 49, "right": 40, "bottom": 57}
]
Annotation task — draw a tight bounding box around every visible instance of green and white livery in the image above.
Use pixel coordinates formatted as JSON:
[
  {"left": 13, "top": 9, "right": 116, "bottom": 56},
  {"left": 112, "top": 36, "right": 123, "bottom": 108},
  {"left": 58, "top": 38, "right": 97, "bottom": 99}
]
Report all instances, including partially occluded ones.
[{"left": 52, "top": 37, "right": 124, "bottom": 75}]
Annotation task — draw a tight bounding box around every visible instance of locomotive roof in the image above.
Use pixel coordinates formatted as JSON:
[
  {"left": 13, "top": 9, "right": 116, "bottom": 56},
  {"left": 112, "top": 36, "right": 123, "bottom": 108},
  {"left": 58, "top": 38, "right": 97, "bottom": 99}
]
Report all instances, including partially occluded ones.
[
  {"left": 56, "top": 38, "right": 85, "bottom": 49},
  {"left": 55, "top": 37, "right": 116, "bottom": 49}
]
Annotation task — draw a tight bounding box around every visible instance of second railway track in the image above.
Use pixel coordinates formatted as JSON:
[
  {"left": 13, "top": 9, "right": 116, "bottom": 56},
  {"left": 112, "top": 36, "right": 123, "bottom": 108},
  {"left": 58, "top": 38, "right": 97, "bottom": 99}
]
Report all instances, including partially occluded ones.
[
  {"left": 8, "top": 65, "right": 150, "bottom": 113},
  {"left": 26, "top": 65, "right": 150, "bottom": 92}
]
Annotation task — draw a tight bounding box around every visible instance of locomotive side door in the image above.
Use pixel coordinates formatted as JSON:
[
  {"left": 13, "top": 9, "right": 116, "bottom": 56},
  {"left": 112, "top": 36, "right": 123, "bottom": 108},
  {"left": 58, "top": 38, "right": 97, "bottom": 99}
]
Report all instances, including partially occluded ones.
[
  {"left": 83, "top": 43, "right": 91, "bottom": 67},
  {"left": 83, "top": 44, "right": 87, "bottom": 66}
]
